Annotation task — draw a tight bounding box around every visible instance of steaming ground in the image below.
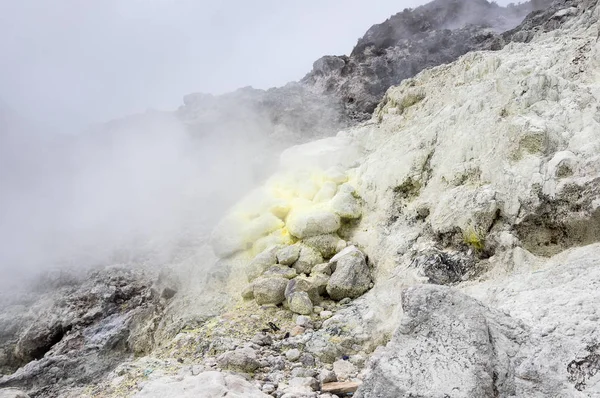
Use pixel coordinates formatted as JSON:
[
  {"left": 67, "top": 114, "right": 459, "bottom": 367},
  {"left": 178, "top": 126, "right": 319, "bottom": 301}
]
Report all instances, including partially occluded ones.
[{"left": 0, "top": 109, "right": 278, "bottom": 289}]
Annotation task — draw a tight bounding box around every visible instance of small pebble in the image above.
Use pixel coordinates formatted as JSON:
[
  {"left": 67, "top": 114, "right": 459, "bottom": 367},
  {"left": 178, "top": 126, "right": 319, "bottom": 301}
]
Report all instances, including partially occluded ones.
[
  {"left": 320, "top": 310, "right": 333, "bottom": 319},
  {"left": 286, "top": 348, "right": 301, "bottom": 361}
]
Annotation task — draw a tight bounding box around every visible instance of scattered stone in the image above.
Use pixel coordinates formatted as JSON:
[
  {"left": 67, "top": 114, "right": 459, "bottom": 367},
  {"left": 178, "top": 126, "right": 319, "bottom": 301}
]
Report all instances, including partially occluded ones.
[
  {"left": 286, "top": 349, "right": 302, "bottom": 362},
  {"left": 247, "top": 249, "right": 278, "bottom": 282},
  {"left": 263, "top": 265, "right": 298, "bottom": 280},
  {"left": 308, "top": 273, "right": 330, "bottom": 296},
  {"left": 319, "top": 369, "right": 338, "bottom": 384},
  {"left": 253, "top": 277, "right": 288, "bottom": 305},
  {"left": 262, "top": 383, "right": 276, "bottom": 394},
  {"left": 217, "top": 347, "right": 261, "bottom": 373},
  {"left": 285, "top": 276, "right": 320, "bottom": 303},
  {"left": 300, "top": 353, "right": 316, "bottom": 367},
  {"left": 326, "top": 247, "right": 372, "bottom": 300},
  {"left": 312, "top": 263, "right": 333, "bottom": 276},
  {"left": 290, "top": 326, "right": 306, "bottom": 337},
  {"left": 291, "top": 367, "right": 317, "bottom": 378},
  {"left": 242, "top": 284, "right": 255, "bottom": 300},
  {"left": 320, "top": 311, "right": 333, "bottom": 319},
  {"left": 251, "top": 333, "right": 273, "bottom": 347},
  {"left": 288, "top": 292, "right": 313, "bottom": 315},
  {"left": 296, "top": 315, "right": 312, "bottom": 327},
  {"left": 277, "top": 246, "right": 301, "bottom": 266},
  {"left": 288, "top": 376, "right": 320, "bottom": 391},
  {"left": 333, "top": 360, "right": 357, "bottom": 381},
  {"left": 303, "top": 234, "right": 344, "bottom": 259},
  {"left": 292, "top": 246, "right": 324, "bottom": 275}
]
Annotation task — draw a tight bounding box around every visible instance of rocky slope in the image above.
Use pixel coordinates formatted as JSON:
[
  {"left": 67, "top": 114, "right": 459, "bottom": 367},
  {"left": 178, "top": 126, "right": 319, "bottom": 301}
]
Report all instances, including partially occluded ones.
[
  {"left": 179, "top": 0, "right": 550, "bottom": 144},
  {"left": 3, "top": 0, "right": 600, "bottom": 397}
]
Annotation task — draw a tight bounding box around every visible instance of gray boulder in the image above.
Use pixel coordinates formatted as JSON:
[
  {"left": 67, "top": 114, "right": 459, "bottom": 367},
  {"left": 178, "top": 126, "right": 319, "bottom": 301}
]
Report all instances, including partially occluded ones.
[
  {"left": 285, "top": 276, "right": 320, "bottom": 303},
  {"left": 287, "top": 292, "right": 314, "bottom": 315},
  {"left": 263, "top": 265, "right": 297, "bottom": 280},
  {"left": 292, "top": 245, "right": 324, "bottom": 275},
  {"left": 276, "top": 245, "right": 301, "bottom": 266},
  {"left": 253, "top": 277, "right": 288, "bottom": 305},
  {"left": 217, "top": 347, "right": 261, "bottom": 373},
  {"left": 246, "top": 249, "right": 278, "bottom": 282},
  {"left": 355, "top": 285, "right": 527, "bottom": 398},
  {"left": 326, "top": 247, "right": 372, "bottom": 300}
]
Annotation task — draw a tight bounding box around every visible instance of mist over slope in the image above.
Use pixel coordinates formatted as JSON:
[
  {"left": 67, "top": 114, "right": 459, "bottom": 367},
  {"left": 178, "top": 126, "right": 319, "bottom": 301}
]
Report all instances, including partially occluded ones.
[
  {"left": 0, "top": 0, "right": 548, "bottom": 288},
  {"left": 3, "top": 0, "right": 597, "bottom": 397}
]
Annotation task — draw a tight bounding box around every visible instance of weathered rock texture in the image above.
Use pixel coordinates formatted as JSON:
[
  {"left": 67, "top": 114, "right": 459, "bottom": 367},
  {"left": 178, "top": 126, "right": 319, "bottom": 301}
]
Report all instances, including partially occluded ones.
[
  {"left": 134, "top": 371, "right": 269, "bottom": 398},
  {"left": 0, "top": 266, "right": 161, "bottom": 396},
  {"left": 357, "top": 244, "right": 600, "bottom": 397},
  {"left": 356, "top": 285, "right": 528, "bottom": 397}
]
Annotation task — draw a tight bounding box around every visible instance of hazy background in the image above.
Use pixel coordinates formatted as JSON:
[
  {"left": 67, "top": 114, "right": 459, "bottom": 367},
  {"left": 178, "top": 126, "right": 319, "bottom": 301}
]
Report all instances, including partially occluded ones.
[
  {"left": 0, "top": 0, "right": 522, "bottom": 286},
  {"left": 0, "top": 0, "right": 443, "bottom": 133}
]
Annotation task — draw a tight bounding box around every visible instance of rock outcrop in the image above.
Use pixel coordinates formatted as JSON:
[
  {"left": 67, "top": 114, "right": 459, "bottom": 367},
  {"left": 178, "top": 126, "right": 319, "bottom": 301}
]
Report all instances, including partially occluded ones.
[
  {"left": 179, "top": 0, "right": 552, "bottom": 146},
  {"left": 357, "top": 243, "right": 600, "bottom": 397}
]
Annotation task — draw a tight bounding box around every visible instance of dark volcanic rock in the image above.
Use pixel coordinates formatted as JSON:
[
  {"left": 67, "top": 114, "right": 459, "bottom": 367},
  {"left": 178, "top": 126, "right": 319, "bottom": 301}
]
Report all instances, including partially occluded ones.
[
  {"left": 0, "top": 266, "right": 161, "bottom": 397},
  {"left": 302, "top": 0, "right": 553, "bottom": 122}
]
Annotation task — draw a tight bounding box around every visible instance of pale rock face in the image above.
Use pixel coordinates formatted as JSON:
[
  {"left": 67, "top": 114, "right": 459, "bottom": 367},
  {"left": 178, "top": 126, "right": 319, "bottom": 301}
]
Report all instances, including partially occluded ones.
[
  {"left": 355, "top": 285, "right": 527, "bottom": 398},
  {"left": 0, "top": 389, "right": 29, "bottom": 398},
  {"left": 358, "top": 243, "right": 600, "bottom": 397},
  {"left": 133, "top": 371, "right": 269, "bottom": 398}
]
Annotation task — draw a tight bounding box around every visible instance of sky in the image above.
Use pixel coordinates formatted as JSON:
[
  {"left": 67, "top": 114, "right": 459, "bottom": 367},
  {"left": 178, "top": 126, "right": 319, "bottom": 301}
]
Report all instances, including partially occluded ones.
[{"left": 0, "top": 0, "right": 443, "bottom": 133}]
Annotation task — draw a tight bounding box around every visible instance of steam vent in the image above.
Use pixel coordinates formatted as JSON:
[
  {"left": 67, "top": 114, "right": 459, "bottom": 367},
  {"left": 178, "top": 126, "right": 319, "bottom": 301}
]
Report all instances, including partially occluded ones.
[{"left": 2, "top": 0, "right": 600, "bottom": 397}]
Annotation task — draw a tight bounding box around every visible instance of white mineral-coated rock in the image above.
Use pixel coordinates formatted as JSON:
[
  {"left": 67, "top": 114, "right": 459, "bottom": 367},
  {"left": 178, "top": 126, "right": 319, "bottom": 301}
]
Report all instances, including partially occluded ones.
[
  {"left": 463, "top": 243, "right": 600, "bottom": 397},
  {"left": 286, "top": 208, "right": 341, "bottom": 239},
  {"left": 134, "top": 371, "right": 269, "bottom": 398},
  {"left": 0, "top": 389, "right": 29, "bottom": 398},
  {"left": 330, "top": 191, "right": 362, "bottom": 219},
  {"left": 313, "top": 181, "right": 338, "bottom": 203},
  {"left": 346, "top": 8, "right": 600, "bottom": 274}
]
